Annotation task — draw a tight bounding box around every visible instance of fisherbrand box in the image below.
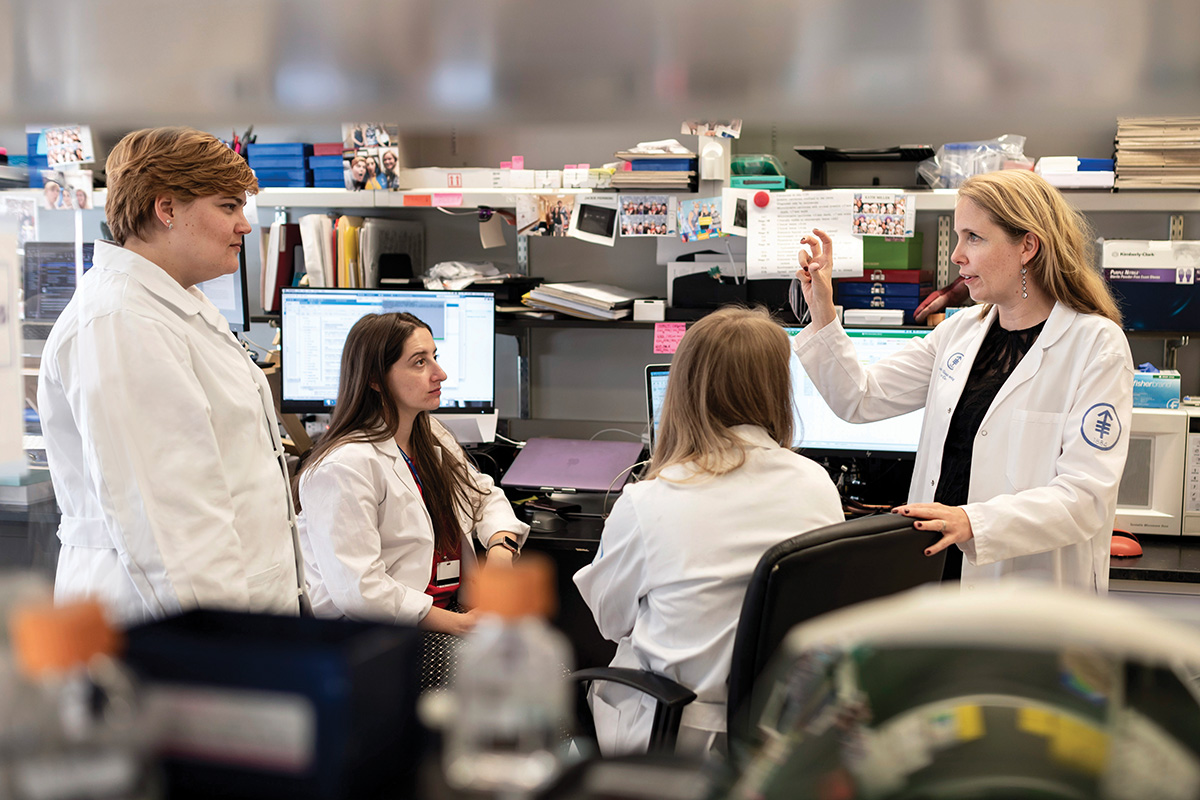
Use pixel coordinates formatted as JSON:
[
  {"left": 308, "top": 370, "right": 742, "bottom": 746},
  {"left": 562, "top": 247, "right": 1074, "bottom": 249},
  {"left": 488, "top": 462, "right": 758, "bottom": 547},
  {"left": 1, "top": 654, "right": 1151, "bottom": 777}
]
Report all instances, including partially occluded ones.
[{"left": 1132, "top": 370, "right": 1181, "bottom": 409}]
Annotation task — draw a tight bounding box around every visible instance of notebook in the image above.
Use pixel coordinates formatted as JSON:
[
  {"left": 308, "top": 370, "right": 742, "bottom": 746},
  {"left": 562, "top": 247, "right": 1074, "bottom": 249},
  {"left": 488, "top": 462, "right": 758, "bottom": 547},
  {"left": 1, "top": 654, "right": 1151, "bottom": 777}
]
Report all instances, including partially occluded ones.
[
  {"left": 501, "top": 437, "right": 644, "bottom": 494},
  {"left": 645, "top": 363, "right": 671, "bottom": 455}
]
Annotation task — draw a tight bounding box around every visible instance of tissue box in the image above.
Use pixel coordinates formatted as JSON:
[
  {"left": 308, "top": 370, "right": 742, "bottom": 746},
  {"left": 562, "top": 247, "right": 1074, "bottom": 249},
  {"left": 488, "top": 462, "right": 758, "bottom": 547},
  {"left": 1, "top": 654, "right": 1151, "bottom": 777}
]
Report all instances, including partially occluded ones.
[{"left": 1133, "top": 370, "right": 1181, "bottom": 409}]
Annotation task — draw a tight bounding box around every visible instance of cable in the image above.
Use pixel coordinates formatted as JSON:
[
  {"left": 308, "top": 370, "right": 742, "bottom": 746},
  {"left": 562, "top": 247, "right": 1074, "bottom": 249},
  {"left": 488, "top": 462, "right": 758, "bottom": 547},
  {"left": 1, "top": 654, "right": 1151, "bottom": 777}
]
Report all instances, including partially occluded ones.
[
  {"left": 588, "top": 428, "right": 643, "bottom": 442},
  {"left": 599, "top": 458, "right": 651, "bottom": 518},
  {"left": 493, "top": 432, "right": 526, "bottom": 447},
  {"left": 435, "top": 206, "right": 479, "bottom": 217},
  {"left": 238, "top": 333, "right": 274, "bottom": 356}
]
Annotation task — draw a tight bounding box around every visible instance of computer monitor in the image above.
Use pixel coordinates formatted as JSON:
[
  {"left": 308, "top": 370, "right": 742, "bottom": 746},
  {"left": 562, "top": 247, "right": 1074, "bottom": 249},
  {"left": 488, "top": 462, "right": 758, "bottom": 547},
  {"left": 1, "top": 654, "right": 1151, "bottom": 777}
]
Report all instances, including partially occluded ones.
[
  {"left": 645, "top": 327, "right": 929, "bottom": 457},
  {"left": 22, "top": 241, "right": 94, "bottom": 323},
  {"left": 644, "top": 363, "right": 671, "bottom": 454},
  {"left": 279, "top": 287, "right": 496, "bottom": 417},
  {"left": 195, "top": 244, "right": 250, "bottom": 332},
  {"left": 785, "top": 326, "right": 930, "bottom": 456}
]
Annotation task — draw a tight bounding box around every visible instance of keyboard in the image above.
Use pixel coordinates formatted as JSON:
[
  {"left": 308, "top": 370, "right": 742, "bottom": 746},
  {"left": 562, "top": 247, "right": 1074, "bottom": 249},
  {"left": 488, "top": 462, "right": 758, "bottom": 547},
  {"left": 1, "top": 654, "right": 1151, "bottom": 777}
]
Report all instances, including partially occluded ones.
[{"left": 23, "top": 324, "right": 53, "bottom": 340}]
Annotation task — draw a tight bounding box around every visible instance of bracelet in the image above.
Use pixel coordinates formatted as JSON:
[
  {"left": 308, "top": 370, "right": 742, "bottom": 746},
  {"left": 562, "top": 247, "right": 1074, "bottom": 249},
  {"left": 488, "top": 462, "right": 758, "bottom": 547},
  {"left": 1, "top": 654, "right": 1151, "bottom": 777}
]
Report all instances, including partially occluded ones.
[{"left": 487, "top": 535, "right": 521, "bottom": 559}]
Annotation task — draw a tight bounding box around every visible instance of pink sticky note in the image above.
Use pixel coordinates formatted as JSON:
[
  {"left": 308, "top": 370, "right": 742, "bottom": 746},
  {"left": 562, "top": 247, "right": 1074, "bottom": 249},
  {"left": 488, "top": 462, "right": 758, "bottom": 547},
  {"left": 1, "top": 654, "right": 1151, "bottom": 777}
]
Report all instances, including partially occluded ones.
[
  {"left": 578, "top": 163, "right": 590, "bottom": 169},
  {"left": 432, "top": 193, "right": 463, "bottom": 207},
  {"left": 500, "top": 161, "right": 513, "bottom": 169},
  {"left": 653, "top": 322, "right": 687, "bottom": 354},
  {"left": 564, "top": 164, "right": 577, "bottom": 170},
  {"left": 512, "top": 156, "right": 524, "bottom": 169}
]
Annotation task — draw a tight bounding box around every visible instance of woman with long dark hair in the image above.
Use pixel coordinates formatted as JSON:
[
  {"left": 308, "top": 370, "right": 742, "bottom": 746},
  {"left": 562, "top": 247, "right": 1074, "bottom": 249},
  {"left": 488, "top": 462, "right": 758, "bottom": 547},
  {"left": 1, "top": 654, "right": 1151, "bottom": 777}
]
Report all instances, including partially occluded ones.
[{"left": 295, "top": 312, "right": 527, "bottom": 638}]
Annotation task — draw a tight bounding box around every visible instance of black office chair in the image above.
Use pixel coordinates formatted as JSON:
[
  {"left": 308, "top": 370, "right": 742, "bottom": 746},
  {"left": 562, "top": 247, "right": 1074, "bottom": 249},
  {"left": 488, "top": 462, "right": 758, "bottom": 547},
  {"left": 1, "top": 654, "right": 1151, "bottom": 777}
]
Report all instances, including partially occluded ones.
[{"left": 573, "top": 513, "right": 946, "bottom": 753}]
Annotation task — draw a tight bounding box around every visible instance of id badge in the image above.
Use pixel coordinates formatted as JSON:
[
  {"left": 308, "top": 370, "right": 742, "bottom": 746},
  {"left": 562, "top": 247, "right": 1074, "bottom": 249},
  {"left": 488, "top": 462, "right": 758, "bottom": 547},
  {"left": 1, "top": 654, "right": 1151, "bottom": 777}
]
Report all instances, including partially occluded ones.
[{"left": 435, "top": 559, "right": 461, "bottom": 586}]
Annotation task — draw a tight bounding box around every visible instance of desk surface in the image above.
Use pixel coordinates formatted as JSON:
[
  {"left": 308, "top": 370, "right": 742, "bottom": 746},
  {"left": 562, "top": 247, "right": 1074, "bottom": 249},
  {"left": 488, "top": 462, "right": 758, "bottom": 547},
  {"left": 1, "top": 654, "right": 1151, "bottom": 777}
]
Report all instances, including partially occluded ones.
[
  {"left": 523, "top": 502, "right": 1200, "bottom": 587},
  {"left": 1110, "top": 536, "right": 1200, "bottom": 585}
]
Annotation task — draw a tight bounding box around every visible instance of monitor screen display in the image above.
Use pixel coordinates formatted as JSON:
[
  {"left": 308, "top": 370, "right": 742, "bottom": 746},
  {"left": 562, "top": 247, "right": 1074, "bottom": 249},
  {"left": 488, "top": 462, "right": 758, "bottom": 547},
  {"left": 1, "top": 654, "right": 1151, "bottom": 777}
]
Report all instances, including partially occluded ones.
[
  {"left": 785, "top": 326, "right": 930, "bottom": 455},
  {"left": 195, "top": 245, "right": 250, "bottom": 332},
  {"left": 280, "top": 287, "right": 496, "bottom": 414},
  {"left": 23, "top": 241, "right": 94, "bottom": 322}
]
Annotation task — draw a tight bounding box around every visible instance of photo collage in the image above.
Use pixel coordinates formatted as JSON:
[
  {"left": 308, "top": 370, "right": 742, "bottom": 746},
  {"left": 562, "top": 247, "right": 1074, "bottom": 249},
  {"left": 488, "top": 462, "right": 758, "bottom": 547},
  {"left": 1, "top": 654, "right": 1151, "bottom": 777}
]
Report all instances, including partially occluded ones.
[{"left": 341, "top": 123, "right": 402, "bottom": 191}]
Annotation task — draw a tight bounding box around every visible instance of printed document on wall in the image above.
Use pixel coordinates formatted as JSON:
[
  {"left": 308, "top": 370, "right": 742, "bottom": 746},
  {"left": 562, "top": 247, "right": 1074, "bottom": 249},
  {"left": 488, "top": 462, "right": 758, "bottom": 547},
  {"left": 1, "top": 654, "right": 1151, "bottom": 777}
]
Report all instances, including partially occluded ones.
[{"left": 747, "top": 190, "right": 863, "bottom": 280}]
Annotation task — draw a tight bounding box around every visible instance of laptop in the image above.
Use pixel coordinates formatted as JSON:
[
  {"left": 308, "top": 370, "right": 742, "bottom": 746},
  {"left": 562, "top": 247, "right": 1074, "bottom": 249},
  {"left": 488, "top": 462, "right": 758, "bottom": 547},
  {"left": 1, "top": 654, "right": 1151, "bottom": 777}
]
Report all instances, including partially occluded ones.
[
  {"left": 645, "top": 363, "right": 671, "bottom": 455},
  {"left": 22, "top": 242, "right": 94, "bottom": 354},
  {"left": 501, "top": 437, "right": 645, "bottom": 494}
]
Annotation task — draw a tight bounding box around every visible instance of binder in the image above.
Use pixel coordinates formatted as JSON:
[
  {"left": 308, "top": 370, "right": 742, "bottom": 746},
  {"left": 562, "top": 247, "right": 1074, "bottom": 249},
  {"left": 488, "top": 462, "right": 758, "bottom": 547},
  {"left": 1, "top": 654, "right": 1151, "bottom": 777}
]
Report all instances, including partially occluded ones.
[
  {"left": 298, "top": 214, "right": 335, "bottom": 288},
  {"left": 260, "top": 221, "right": 302, "bottom": 312},
  {"left": 359, "top": 218, "right": 424, "bottom": 289},
  {"left": 336, "top": 215, "right": 364, "bottom": 288}
]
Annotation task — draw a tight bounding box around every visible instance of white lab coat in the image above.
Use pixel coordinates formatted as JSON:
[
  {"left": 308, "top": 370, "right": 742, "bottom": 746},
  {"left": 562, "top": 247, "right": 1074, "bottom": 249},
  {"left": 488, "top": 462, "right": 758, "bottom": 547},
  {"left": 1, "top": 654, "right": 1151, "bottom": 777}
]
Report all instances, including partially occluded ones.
[
  {"left": 38, "top": 241, "right": 303, "bottom": 626},
  {"left": 573, "top": 425, "right": 844, "bottom": 757},
  {"left": 793, "top": 303, "right": 1133, "bottom": 592},
  {"left": 296, "top": 420, "right": 529, "bottom": 624}
]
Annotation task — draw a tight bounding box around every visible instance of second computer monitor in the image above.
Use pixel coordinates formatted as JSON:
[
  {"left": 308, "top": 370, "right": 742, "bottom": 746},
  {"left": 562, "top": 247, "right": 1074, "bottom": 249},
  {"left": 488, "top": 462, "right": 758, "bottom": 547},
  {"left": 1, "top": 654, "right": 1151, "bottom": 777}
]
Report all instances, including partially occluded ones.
[
  {"left": 279, "top": 287, "right": 496, "bottom": 415},
  {"left": 784, "top": 326, "right": 929, "bottom": 455}
]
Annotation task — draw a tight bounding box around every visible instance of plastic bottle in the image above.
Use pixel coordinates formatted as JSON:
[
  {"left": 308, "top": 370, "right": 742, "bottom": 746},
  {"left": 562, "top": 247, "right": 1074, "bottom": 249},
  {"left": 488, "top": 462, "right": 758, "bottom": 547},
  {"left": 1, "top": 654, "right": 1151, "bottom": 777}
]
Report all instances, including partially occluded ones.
[
  {"left": 0, "top": 598, "right": 159, "bottom": 800},
  {"left": 442, "top": 556, "right": 574, "bottom": 798}
]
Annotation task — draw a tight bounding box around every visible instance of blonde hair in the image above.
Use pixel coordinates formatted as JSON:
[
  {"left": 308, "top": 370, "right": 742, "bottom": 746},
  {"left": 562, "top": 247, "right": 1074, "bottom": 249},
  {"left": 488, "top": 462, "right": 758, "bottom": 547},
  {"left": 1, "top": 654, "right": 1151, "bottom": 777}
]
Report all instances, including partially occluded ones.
[
  {"left": 648, "top": 306, "right": 794, "bottom": 481},
  {"left": 958, "top": 170, "right": 1121, "bottom": 324},
  {"left": 104, "top": 127, "right": 257, "bottom": 246}
]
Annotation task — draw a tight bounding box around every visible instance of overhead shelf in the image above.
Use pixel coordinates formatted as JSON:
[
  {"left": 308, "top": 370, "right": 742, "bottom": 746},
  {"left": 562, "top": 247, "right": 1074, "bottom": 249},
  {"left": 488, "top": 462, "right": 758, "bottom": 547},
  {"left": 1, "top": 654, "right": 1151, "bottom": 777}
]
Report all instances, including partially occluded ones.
[{"left": 253, "top": 187, "right": 1200, "bottom": 214}]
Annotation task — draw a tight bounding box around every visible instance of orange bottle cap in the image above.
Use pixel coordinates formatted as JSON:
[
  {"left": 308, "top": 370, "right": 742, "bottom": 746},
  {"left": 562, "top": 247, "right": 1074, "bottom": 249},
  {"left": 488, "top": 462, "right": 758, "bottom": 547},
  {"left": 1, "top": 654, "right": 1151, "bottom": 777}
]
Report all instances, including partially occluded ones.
[
  {"left": 10, "top": 600, "right": 121, "bottom": 677},
  {"left": 466, "top": 553, "right": 557, "bottom": 620}
]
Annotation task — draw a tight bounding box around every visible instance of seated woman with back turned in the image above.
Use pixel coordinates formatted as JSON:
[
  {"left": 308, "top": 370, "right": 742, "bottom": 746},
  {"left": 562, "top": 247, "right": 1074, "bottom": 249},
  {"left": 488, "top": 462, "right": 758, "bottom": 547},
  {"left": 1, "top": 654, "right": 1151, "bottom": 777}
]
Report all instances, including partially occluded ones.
[
  {"left": 295, "top": 312, "right": 528, "bottom": 686},
  {"left": 574, "top": 306, "right": 845, "bottom": 758}
]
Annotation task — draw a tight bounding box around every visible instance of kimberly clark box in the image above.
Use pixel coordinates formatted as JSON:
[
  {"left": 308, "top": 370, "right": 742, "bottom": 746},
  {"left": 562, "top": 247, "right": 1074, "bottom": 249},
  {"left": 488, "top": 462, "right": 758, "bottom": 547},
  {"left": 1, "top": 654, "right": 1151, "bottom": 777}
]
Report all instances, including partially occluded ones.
[{"left": 1133, "top": 370, "right": 1182, "bottom": 409}]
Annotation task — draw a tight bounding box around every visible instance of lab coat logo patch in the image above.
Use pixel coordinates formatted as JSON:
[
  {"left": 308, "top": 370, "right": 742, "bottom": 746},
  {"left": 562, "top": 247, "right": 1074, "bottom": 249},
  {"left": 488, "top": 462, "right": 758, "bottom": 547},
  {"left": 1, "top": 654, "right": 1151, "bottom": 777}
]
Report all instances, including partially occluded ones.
[
  {"left": 1081, "top": 403, "right": 1121, "bottom": 451},
  {"left": 939, "top": 352, "right": 965, "bottom": 382}
]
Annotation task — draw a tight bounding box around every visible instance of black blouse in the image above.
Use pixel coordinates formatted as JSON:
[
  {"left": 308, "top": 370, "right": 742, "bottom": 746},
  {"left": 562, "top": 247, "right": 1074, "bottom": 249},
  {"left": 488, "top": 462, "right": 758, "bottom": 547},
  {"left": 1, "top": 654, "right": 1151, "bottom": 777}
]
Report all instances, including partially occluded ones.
[{"left": 934, "top": 318, "right": 1046, "bottom": 507}]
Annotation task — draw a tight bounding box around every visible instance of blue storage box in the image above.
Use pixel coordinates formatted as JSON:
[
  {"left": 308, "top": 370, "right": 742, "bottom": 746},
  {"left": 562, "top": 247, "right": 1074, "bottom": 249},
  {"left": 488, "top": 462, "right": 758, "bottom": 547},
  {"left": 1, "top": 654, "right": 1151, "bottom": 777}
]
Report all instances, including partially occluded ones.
[
  {"left": 308, "top": 155, "right": 345, "bottom": 169},
  {"left": 254, "top": 168, "right": 312, "bottom": 187},
  {"left": 247, "top": 142, "right": 312, "bottom": 157},
  {"left": 124, "top": 611, "right": 425, "bottom": 800},
  {"left": 838, "top": 283, "right": 930, "bottom": 299},
  {"left": 249, "top": 155, "right": 309, "bottom": 169}
]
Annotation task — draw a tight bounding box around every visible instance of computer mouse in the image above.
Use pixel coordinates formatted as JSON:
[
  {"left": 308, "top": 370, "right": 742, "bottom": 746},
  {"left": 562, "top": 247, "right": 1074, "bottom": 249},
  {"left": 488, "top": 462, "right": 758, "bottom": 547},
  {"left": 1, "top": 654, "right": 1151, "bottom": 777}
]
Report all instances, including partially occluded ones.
[
  {"left": 1110, "top": 530, "right": 1143, "bottom": 558},
  {"left": 528, "top": 511, "right": 567, "bottom": 534}
]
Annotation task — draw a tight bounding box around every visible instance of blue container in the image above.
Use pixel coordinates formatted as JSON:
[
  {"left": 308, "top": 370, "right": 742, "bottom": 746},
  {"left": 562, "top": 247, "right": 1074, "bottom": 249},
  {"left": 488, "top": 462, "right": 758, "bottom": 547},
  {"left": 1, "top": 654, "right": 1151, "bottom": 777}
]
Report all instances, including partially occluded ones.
[
  {"left": 124, "top": 611, "right": 425, "bottom": 800},
  {"left": 308, "top": 155, "right": 345, "bottom": 169},
  {"left": 254, "top": 168, "right": 312, "bottom": 187},
  {"left": 838, "top": 282, "right": 929, "bottom": 299},
  {"left": 247, "top": 142, "right": 312, "bottom": 157},
  {"left": 249, "top": 155, "right": 309, "bottom": 169}
]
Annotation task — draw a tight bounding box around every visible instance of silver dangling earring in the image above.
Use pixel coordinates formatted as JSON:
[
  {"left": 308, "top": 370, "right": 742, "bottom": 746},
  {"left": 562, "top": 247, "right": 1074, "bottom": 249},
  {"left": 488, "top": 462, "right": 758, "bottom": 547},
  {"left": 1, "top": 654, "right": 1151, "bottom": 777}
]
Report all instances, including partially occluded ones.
[{"left": 1021, "top": 266, "right": 1027, "bottom": 299}]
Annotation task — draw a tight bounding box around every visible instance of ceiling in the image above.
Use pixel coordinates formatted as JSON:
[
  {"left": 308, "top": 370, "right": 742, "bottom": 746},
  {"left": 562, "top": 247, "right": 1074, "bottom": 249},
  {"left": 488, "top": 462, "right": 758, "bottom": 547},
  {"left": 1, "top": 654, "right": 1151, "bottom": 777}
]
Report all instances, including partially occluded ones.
[{"left": 3, "top": 0, "right": 1198, "bottom": 153}]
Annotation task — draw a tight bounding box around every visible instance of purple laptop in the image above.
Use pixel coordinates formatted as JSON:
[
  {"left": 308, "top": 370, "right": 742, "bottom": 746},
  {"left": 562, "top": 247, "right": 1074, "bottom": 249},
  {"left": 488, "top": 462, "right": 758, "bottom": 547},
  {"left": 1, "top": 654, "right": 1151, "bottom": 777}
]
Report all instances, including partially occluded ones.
[{"left": 501, "top": 437, "right": 645, "bottom": 493}]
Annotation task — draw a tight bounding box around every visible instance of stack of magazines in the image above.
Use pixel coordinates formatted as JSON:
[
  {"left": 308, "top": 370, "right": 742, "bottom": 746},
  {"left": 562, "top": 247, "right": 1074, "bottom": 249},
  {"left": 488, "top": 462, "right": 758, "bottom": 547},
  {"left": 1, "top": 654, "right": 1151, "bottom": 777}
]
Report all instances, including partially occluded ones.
[
  {"left": 1115, "top": 116, "right": 1200, "bottom": 189},
  {"left": 522, "top": 281, "right": 646, "bottom": 320}
]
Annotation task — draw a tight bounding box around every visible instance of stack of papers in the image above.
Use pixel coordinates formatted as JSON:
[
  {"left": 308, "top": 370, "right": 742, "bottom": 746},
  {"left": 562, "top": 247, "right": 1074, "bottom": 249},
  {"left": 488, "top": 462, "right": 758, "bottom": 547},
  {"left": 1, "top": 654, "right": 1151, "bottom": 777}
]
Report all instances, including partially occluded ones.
[
  {"left": 1115, "top": 117, "right": 1200, "bottom": 189},
  {"left": 522, "top": 281, "right": 647, "bottom": 320},
  {"left": 612, "top": 144, "right": 697, "bottom": 190}
]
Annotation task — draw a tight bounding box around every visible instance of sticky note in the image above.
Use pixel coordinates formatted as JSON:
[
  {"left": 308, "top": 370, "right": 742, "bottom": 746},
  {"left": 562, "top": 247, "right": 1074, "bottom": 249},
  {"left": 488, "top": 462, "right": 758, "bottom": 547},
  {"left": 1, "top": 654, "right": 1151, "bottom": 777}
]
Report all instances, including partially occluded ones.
[
  {"left": 433, "top": 193, "right": 463, "bottom": 207},
  {"left": 512, "top": 156, "right": 525, "bottom": 169},
  {"left": 403, "top": 194, "right": 432, "bottom": 207},
  {"left": 654, "top": 322, "right": 687, "bottom": 354}
]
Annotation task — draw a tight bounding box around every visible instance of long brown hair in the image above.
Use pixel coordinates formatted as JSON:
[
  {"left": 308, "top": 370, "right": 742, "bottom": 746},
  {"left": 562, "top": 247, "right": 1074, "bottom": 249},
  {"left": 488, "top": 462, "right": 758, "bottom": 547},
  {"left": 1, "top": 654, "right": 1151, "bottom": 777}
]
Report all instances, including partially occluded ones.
[
  {"left": 295, "top": 312, "right": 483, "bottom": 554},
  {"left": 648, "top": 306, "right": 794, "bottom": 481},
  {"left": 959, "top": 170, "right": 1122, "bottom": 324}
]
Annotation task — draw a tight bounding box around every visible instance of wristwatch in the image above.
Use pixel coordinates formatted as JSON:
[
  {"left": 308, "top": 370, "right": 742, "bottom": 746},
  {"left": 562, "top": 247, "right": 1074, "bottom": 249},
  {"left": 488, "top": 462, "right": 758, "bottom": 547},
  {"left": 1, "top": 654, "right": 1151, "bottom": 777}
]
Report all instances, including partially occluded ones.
[{"left": 487, "top": 535, "right": 521, "bottom": 560}]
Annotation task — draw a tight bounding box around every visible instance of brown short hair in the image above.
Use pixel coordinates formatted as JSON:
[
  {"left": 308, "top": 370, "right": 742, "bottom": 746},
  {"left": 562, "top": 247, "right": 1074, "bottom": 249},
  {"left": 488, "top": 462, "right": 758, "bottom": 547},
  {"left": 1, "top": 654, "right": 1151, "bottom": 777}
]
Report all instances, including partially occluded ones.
[
  {"left": 649, "top": 306, "right": 795, "bottom": 480},
  {"left": 104, "top": 127, "right": 258, "bottom": 246}
]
